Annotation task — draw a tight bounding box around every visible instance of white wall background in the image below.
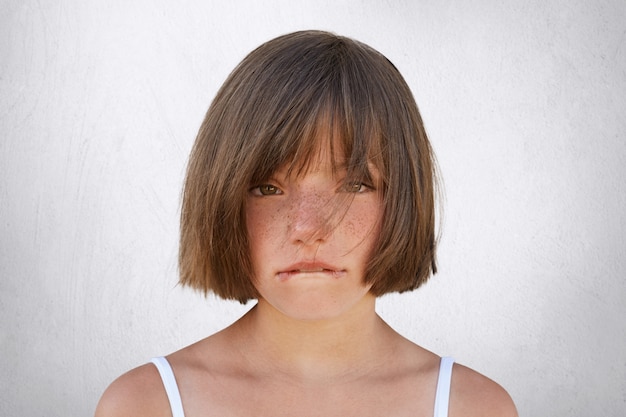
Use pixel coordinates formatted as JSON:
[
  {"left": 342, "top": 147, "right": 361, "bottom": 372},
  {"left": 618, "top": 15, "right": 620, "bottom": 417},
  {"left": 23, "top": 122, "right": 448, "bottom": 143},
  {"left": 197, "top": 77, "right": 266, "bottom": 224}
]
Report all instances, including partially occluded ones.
[{"left": 1, "top": 1, "right": 625, "bottom": 415}]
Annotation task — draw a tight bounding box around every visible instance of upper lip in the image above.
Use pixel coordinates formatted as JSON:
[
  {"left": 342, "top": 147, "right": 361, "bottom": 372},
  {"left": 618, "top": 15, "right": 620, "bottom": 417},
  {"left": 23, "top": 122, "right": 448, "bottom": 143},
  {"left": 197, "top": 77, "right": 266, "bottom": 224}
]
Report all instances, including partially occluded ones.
[{"left": 280, "top": 261, "right": 343, "bottom": 273}]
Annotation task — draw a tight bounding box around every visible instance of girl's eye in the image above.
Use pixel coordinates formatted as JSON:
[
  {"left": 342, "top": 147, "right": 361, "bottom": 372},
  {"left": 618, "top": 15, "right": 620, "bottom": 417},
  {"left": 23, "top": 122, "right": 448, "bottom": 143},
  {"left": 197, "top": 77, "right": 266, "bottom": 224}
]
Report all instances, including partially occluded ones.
[
  {"left": 343, "top": 181, "right": 371, "bottom": 193},
  {"left": 253, "top": 184, "right": 282, "bottom": 196}
]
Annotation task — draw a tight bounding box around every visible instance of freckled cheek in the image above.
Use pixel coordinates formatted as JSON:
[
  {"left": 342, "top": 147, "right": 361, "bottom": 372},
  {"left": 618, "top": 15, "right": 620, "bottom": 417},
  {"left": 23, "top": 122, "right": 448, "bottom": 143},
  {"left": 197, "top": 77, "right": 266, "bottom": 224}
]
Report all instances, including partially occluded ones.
[
  {"left": 341, "top": 204, "right": 383, "bottom": 242},
  {"left": 247, "top": 205, "right": 286, "bottom": 244}
]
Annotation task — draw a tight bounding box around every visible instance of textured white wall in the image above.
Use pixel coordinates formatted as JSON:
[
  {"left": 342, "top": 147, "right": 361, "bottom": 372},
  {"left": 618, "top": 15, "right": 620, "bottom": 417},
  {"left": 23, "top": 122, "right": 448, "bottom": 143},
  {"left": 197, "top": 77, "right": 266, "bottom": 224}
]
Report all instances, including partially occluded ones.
[{"left": 1, "top": 1, "right": 625, "bottom": 416}]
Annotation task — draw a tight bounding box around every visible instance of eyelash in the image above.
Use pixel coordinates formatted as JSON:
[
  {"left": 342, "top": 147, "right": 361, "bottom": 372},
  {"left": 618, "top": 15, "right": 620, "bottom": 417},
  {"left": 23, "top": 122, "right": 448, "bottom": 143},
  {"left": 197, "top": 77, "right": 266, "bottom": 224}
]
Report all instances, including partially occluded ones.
[
  {"left": 342, "top": 181, "right": 373, "bottom": 193},
  {"left": 251, "top": 184, "right": 283, "bottom": 196}
]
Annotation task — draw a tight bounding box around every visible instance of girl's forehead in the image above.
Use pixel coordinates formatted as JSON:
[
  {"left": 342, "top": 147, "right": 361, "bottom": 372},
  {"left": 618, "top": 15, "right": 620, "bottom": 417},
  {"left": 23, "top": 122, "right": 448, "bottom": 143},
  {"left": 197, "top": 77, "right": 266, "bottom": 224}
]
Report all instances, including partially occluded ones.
[
  {"left": 278, "top": 143, "right": 348, "bottom": 178},
  {"left": 253, "top": 108, "right": 385, "bottom": 183},
  {"left": 280, "top": 131, "right": 369, "bottom": 175},
  {"left": 277, "top": 146, "right": 381, "bottom": 183}
]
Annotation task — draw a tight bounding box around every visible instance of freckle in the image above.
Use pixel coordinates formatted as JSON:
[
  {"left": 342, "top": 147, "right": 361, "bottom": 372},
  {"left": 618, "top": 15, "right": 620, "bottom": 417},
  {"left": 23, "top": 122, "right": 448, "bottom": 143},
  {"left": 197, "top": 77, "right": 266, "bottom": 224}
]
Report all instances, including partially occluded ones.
[{"left": 345, "top": 219, "right": 359, "bottom": 237}]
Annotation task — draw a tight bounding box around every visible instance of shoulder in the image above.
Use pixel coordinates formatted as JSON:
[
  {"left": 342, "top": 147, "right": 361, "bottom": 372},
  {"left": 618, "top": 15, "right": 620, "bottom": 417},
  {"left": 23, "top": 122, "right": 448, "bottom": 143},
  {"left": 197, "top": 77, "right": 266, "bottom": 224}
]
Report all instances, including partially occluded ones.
[
  {"left": 449, "top": 362, "right": 518, "bottom": 417},
  {"left": 94, "top": 361, "right": 170, "bottom": 417}
]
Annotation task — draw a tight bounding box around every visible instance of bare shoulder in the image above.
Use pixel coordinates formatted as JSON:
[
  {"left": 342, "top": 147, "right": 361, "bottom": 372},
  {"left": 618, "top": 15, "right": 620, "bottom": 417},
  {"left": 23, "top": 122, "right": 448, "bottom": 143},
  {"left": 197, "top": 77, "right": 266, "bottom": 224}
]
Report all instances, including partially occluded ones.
[
  {"left": 450, "top": 362, "right": 518, "bottom": 417},
  {"left": 94, "top": 362, "right": 170, "bottom": 417}
]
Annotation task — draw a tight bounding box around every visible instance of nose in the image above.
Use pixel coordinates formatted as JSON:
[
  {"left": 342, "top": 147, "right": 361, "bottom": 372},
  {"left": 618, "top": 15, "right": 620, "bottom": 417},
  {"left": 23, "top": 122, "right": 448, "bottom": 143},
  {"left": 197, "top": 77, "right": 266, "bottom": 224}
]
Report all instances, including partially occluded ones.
[{"left": 288, "top": 191, "right": 333, "bottom": 245}]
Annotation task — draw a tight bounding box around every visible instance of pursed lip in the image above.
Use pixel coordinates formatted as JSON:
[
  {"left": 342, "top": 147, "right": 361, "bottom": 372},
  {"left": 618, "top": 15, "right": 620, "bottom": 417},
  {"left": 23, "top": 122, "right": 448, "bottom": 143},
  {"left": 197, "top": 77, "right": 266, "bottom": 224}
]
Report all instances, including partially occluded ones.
[{"left": 277, "top": 261, "right": 346, "bottom": 280}]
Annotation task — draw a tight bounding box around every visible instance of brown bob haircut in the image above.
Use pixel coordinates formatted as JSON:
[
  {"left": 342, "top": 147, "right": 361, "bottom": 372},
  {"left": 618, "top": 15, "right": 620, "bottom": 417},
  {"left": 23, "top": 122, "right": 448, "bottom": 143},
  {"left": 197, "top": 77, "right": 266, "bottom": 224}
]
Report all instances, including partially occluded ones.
[{"left": 180, "top": 30, "right": 438, "bottom": 303}]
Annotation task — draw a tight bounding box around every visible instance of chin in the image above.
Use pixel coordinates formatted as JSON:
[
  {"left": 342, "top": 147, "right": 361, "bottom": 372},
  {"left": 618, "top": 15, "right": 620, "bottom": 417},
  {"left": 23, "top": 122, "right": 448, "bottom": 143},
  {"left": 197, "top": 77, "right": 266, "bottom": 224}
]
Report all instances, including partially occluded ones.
[{"left": 257, "top": 289, "right": 375, "bottom": 322}]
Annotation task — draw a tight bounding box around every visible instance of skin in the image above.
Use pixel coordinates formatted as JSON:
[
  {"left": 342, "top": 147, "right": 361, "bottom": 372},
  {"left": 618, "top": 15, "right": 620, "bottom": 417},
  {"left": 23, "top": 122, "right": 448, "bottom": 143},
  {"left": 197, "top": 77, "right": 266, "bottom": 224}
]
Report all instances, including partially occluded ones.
[{"left": 95, "top": 144, "right": 518, "bottom": 417}]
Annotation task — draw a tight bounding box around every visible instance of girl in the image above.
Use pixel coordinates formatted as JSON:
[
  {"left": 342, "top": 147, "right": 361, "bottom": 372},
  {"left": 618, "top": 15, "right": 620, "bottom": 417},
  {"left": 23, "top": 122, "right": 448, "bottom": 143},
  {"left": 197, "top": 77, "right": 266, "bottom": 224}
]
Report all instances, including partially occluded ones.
[{"left": 96, "top": 30, "right": 517, "bottom": 417}]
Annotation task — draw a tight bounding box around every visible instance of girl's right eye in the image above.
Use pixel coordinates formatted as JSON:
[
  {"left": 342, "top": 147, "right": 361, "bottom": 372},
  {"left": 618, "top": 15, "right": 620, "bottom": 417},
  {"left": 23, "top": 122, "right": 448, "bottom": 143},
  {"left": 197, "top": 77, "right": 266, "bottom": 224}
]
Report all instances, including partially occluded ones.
[{"left": 251, "top": 184, "right": 283, "bottom": 196}]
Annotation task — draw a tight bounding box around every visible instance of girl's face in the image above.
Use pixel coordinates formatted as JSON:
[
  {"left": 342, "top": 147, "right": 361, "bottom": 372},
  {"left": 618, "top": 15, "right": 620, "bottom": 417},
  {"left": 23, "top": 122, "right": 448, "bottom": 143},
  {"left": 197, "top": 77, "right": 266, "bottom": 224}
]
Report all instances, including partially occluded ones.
[{"left": 245, "top": 143, "right": 383, "bottom": 321}]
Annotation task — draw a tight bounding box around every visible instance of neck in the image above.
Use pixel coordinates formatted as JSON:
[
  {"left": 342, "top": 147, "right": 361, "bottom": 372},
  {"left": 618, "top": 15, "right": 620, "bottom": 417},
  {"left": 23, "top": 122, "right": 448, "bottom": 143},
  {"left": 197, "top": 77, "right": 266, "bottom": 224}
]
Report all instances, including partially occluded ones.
[{"left": 232, "top": 295, "right": 396, "bottom": 381}]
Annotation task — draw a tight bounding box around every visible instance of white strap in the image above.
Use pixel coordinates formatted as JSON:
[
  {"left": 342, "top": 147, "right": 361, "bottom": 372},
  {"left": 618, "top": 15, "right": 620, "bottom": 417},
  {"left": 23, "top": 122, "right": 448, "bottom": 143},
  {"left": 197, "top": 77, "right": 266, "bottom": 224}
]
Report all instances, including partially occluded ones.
[
  {"left": 151, "top": 357, "right": 186, "bottom": 417},
  {"left": 433, "top": 356, "right": 454, "bottom": 417}
]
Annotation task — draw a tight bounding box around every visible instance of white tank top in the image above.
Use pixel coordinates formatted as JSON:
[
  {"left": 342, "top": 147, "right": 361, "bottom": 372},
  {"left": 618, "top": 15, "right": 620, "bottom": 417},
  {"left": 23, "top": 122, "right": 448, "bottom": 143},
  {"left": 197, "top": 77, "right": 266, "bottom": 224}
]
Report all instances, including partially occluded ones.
[{"left": 151, "top": 355, "right": 455, "bottom": 417}]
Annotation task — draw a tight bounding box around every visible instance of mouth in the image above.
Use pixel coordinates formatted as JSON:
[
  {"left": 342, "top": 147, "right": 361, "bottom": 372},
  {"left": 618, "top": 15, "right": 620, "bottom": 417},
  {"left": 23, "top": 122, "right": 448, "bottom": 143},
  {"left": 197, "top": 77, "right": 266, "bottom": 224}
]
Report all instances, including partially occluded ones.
[{"left": 277, "top": 262, "right": 345, "bottom": 280}]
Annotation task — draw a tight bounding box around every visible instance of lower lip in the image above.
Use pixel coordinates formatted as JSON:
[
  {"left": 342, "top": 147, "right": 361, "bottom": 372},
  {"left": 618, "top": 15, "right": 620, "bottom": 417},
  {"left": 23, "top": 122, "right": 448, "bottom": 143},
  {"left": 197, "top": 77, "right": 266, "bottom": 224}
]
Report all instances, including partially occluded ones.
[{"left": 277, "top": 270, "right": 346, "bottom": 281}]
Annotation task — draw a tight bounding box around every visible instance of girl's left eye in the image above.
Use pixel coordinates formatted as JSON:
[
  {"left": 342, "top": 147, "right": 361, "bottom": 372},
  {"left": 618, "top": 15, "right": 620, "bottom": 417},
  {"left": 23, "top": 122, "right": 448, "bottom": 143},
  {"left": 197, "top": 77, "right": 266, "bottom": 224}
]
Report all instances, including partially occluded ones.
[
  {"left": 252, "top": 184, "right": 283, "bottom": 196},
  {"left": 343, "top": 182, "right": 371, "bottom": 193}
]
